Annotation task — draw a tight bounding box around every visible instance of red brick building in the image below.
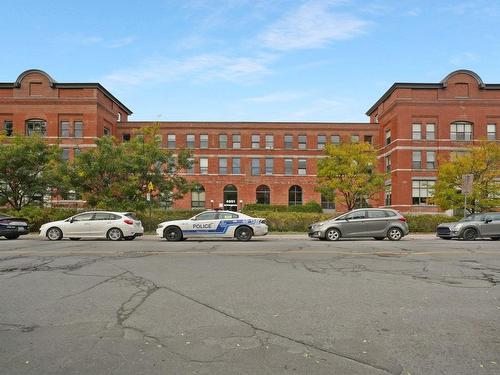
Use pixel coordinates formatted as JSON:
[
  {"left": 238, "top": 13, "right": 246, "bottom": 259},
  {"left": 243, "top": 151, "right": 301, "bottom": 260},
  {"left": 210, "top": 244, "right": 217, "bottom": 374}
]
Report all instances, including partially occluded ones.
[{"left": 1, "top": 69, "right": 498, "bottom": 212}]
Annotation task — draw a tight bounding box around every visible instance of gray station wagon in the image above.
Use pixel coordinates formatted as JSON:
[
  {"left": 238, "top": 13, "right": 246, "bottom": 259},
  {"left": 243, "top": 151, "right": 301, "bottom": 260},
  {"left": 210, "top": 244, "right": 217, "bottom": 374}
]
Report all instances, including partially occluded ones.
[
  {"left": 308, "top": 208, "right": 410, "bottom": 241},
  {"left": 436, "top": 212, "right": 500, "bottom": 241}
]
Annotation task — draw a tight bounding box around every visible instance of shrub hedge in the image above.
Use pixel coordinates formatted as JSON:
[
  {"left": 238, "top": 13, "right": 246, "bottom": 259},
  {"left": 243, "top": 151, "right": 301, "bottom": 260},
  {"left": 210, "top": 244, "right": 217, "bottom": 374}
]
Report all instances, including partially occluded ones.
[
  {"left": 243, "top": 201, "right": 323, "bottom": 213},
  {"left": 3, "top": 206, "right": 463, "bottom": 233}
]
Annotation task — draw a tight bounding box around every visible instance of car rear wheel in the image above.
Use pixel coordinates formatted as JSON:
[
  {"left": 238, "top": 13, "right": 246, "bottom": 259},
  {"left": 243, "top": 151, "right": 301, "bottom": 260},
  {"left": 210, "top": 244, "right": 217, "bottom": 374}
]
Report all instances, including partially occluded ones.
[
  {"left": 47, "top": 227, "right": 63, "bottom": 241},
  {"left": 325, "top": 228, "right": 341, "bottom": 241},
  {"left": 164, "top": 226, "right": 182, "bottom": 241},
  {"left": 107, "top": 228, "right": 123, "bottom": 241},
  {"left": 235, "top": 226, "right": 253, "bottom": 241},
  {"left": 462, "top": 228, "right": 477, "bottom": 241},
  {"left": 4, "top": 234, "right": 20, "bottom": 240},
  {"left": 387, "top": 227, "right": 403, "bottom": 241},
  {"left": 374, "top": 237, "right": 385, "bottom": 241}
]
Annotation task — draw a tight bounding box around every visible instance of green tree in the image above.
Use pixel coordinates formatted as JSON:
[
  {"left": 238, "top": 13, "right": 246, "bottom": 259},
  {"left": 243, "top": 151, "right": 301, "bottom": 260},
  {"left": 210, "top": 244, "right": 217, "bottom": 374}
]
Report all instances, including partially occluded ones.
[
  {"left": 68, "top": 127, "right": 193, "bottom": 210},
  {"left": 432, "top": 142, "right": 500, "bottom": 213},
  {"left": 0, "top": 135, "right": 62, "bottom": 210},
  {"left": 317, "top": 142, "right": 386, "bottom": 211}
]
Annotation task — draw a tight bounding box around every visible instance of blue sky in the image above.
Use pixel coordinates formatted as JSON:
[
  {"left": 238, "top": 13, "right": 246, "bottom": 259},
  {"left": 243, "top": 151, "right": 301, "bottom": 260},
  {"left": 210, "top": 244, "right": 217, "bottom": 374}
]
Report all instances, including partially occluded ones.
[{"left": 1, "top": 0, "right": 500, "bottom": 122}]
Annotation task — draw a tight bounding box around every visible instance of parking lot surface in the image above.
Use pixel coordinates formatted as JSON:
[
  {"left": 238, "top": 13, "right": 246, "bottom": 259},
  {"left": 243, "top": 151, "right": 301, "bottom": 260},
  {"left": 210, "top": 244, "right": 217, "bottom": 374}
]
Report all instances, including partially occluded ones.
[{"left": 1, "top": 235, "right": 499, "bottom": 374}]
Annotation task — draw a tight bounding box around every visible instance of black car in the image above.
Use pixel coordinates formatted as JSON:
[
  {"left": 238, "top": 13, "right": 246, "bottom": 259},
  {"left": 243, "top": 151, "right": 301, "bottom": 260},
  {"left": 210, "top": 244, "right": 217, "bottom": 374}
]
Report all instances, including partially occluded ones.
[{"left": 0, "top": 214, "right": 29, "bottom": 239}]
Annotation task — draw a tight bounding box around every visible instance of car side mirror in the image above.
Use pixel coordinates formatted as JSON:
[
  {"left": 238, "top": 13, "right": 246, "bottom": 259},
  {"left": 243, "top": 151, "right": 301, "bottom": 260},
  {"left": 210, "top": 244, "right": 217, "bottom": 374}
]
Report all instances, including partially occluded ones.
[
  {"left": 485, "top": 218, "right": 493, "bottom": 224},
  {"left": 69, "top": 218, "right": 75, "bottom": 223}
]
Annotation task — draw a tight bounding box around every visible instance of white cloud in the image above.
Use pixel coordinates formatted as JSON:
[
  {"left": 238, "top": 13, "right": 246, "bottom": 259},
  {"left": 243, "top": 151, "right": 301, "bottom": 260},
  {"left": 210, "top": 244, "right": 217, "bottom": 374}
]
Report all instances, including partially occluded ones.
[
  {"left": 102, "top": 53, "right": 275, "bottom": 87},
  {"left": 260, "top": 0, "right": 369, "bottom": 50},
  {"left": 450, "top": 52, "right": 479, "bottom": 66},
  {"left": 107, "top": 37, "right": 136, "bottom": 49},
  {"left": 244, "top": 91, "right": 307, "bottom": 103}
]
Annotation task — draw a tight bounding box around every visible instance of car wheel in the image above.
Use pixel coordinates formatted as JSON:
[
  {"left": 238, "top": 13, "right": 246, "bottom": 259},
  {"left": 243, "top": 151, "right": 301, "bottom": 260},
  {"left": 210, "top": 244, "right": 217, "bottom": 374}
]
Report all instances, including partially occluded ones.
[
  {"left": 491, "top": 237, "right": 500, "bottom": 241},
  {"left": 325, "top": 228, "right": 341, "bottom": 241},
  {"left": 235, "top": 226, "right": 253, "bottom": 241},
  {"left": 47, "top": 227, "right": 63, "bottom": 241},
  {"left": 69, "top": 238, "right": 81, "bottom": 241},
  {"left": 124, "top": 236, "right": 136, "bottom": 241},
  {"left": 462, "top": 228, "right": 477, "bottom": 241},
  {"left": 164, "top": 226, "right": 182, "bottom": 241},
  {"left": 107, "top": 228, "right": 123, "bottom": 241},
  {"left": 4, "top": 234, "right": 20, "bottom": 240},
  {"left": 374, "top": 237, "right": 385, "bottom": 241},
  {"left": 387, "top": 227, "right": 403, "bottom": 241}
]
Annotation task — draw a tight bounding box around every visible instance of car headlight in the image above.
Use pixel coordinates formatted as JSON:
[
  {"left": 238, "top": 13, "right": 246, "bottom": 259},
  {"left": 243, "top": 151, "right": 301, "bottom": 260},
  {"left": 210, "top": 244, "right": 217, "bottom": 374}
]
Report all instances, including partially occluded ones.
[
  {"left": 157, "top": 223, "right": 165, "bottom": 229},
  {"left": 452, "top": 223, "right": 463, "bottom": 231},
  {"left": 313, "top": 222, "right": 326, "bottom": 229}
]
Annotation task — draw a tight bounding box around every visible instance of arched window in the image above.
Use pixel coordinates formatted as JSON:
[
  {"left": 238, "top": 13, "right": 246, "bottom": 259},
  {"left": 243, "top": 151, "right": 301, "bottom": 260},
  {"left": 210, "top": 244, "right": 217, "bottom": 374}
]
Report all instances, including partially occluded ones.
[
  {"left": 288, "top": 185, "right": 302, "bottom": 206},
  {"left": 450, "top": 121, "right": 473, "bottom": 141},
  {"left": 256, "top": 185, "right": 270, "bottom": 205},
  {"left": 191, "top": 185, "right": 205, "bottom": 209},
  {"left": 26, "top": 119, "right": 47, "bottom": 136},
  {"left": 223, "top": 184, "right": 238, "bottom": 211}
]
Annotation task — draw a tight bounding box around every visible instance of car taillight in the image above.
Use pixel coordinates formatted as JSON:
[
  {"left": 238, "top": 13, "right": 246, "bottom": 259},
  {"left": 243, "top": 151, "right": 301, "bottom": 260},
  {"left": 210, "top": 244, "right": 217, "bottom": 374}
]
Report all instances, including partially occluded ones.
[
  {"left": 124, "top": 219, "right": 134, "bottom": 225},
  {"left": 399, "top": 217, "right": 407, "bottom": 222}
]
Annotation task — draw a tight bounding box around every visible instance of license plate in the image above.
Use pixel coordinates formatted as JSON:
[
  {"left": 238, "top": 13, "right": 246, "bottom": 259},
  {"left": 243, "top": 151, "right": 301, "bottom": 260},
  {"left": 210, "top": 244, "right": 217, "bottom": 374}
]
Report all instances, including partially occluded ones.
[{"left": 18, "top": 227, "right": 26, "bottom": 231}]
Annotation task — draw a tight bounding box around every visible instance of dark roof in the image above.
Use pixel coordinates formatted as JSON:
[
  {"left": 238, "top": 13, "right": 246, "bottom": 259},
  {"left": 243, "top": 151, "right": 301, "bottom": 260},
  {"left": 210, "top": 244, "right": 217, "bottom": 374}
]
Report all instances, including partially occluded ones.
[
  {"left": 366, "top": 69, "right": 499, "bottom": 116},
  {"left": 0, "top": 69, "right": 132, "bottom": 115}
]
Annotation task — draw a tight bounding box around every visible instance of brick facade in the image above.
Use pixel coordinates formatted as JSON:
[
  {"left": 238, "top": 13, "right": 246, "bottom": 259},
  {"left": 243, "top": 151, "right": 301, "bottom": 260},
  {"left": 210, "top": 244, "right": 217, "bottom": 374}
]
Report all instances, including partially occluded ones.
[{"left": 1, "top": 69, "right": 498, "bottom": 212}]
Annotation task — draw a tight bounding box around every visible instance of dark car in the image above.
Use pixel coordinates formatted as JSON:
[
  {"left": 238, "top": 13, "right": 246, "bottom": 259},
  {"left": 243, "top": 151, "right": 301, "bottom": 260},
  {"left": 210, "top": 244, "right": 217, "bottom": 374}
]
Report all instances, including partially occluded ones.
[
  {"left": 0, "top": 214, "right": 29, "bottom": 239},
  {"left": 308, "top": 208, "right": 410, "bottom": 241},
  {"left": 436, "top": 212, "right": 500, "bottom": 241}
]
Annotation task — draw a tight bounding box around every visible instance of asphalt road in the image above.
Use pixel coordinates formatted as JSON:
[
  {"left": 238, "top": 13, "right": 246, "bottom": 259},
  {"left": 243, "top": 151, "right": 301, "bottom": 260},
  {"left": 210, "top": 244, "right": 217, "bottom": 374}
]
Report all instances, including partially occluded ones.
[{"left": 1, "top": 235, "right": 499, "bottom": 375}]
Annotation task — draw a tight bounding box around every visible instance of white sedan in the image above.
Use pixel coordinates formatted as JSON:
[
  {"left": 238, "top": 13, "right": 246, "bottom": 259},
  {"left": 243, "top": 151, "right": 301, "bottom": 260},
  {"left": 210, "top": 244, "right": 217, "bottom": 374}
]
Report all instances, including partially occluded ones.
[
  {"left": 40, "top": 211, "right": 144, "bottom": 241},
  {"left": 156, "top": 210, "right": 268, "bottom": 241}
]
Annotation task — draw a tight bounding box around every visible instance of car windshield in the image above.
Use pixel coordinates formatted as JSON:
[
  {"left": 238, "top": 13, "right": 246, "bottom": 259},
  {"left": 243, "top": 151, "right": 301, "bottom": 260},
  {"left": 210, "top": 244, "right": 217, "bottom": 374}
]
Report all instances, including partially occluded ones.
[{"left": 459, "top": 213, "right": 484, "bottom": 222}]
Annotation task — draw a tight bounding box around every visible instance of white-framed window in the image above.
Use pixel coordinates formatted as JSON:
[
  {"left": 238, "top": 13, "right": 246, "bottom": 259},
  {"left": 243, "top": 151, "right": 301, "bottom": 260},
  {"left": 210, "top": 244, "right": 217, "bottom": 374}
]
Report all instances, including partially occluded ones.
[
  {"left": 200, "top": 134, "right": 209, "bottom": 148},
  {"left": 487, "top": 124, "right": 496, "bottom": 141},
  {"left": 426, "top": 151, "right": 436, "bottom": 169},
  {"left": 317, "top": 135, "right": 326, "bottom": 149},
  {"left": 186, "top": 134, "right": 195, "bottom": 148},
  {"left": 200, "top": 157, "right": 208, "bottom": 174},
  {"left": 285, "top": 159, "right": 293, "bottom": 175},
  {"left": 265, "top": 158, "right": 274, "bottom": 175},
  {"left": 385, "top": 184, "right": 392, "bottom": 206},
  {"left": 167, "top": 134, "right": 176, "bottom": 149},
  {"left": 26, "top": 119, "right": 47, "bottom": 136},
  {"left": 3, "top": 120, "right": 13, "bottom": 136},
  {"left": 385, "top": 129, "right": 391, "bottom": 145},
  {"left": 298, "top": 135, "right": 307, "bottom": 149},
  {"left": 61, "top": 148, "right": 70, "bottom": 161},
  {"left": 232, "top": 134, "right": 241, "bottom": 149},
  {"left": 251, "top": 134, "right": 260, "bottom": 149},
  {"left": 219, "top": 134, "right": 227, "bottom": 149},
  {"left": 450, "top": 122, "right": 473, "bottom": 141},
  {"left": 187, "top": 158, "right": 194, "bottom": 174},
  {"left": 284, "top": 134, "right": 293, "bottom": 149},
  {"left": 191, "top": 185, "right": 205, "bottom": 209},
  {"left": 412, "top": 123, "right": 422, "bottom": 140},
  {"left": 298, "top": 159, "right": 307, "bottom": 175},
  {"left": 412, "top": 151, "right": 422, "bottom": 169},
  {"left": 351, "top": 134, "right": 359, "bottom": 143},
  {"left": 219, "top": 157, "right": 227, "bottom": 174},
  {"left": 426, "top": 123, "right": 436, "bottom": 140},
  {"left": 232, "top": 158, "right": 241, "bottom": 174},
  {"left": 265, "top": 135, "right": 274, "bottom": 149},
  {"left": 331, "top": 135, "right": 340, "bottom": 145},
  {"left": 74, "top": 121, "right": 83, "bottom": 138},
  {"left": 103, "top": 127, "right": 110, "bottom": 136},
  {"left": 385, "top": 155, "right": 391, "bottom": 173},
  {"left": 251, "top": 158, "right": 260, "bottom": 175},
  {"left": 60, "top": 121, "right": 71, "bottom": 137},
  {"left": 412, "top": 180, "right": 435, "bottom": 205}
]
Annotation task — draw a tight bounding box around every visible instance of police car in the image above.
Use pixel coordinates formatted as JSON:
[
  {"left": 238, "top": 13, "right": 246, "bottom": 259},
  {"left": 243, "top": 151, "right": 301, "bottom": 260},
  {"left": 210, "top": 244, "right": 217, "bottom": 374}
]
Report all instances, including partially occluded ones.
[{"left": 156, "top": 210, "right": 268, "bottom": 241}]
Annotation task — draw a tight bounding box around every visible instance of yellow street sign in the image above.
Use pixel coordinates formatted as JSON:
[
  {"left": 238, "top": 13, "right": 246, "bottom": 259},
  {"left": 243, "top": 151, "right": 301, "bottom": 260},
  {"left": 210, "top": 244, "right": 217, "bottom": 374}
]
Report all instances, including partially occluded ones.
[{"left": 148, "top": 182, "right": 154, "bottom": 191}]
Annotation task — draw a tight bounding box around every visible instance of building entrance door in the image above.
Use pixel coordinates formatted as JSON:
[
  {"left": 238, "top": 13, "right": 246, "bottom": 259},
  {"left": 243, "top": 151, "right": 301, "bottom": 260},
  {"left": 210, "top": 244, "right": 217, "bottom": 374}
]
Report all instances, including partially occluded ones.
[{"left": 223, "top": 184, "right": 238, "bottom": 211}]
